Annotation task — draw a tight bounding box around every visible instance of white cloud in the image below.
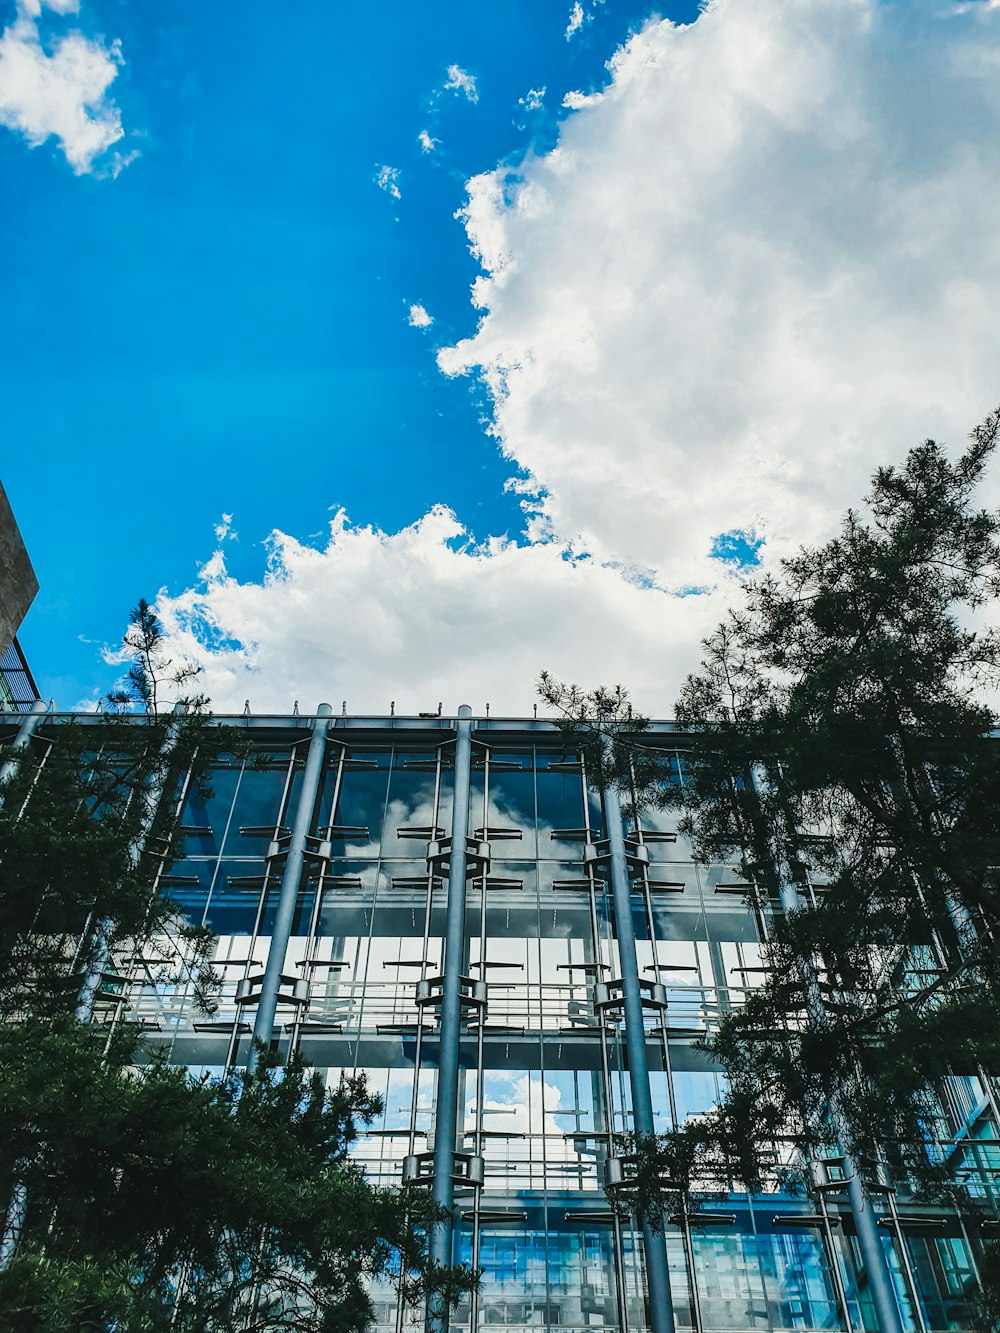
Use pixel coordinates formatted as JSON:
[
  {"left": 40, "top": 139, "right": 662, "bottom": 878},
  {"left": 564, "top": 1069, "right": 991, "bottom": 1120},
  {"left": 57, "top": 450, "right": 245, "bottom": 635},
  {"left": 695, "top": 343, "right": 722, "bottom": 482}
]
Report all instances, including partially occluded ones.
[
  {"left": 407, "top": 303, "right": 434, "bottom": 329},
  {"left": 566, "top": 0, "right": 603, "bottom": 40},
  {"left": 561, "top": 89, "right": 599, "bottom": 110},
  {"left": 214, "top": 513, "right": 237, "bottom": 543},
  {"left": 440, "top": 0, "right": 1000, "bottom": 593},
  {"left": 444, "top": 63, "right": 478, "bottom": 103},
  {"left": 465, "top": 1074, "right": 593, "bottom": 1174},
  {"left": 0, "top": 0, "right": 129, "bottom": 175},
  {"left": 147, "top": 0, "right": 1000, "bottom": 719},
  {"left": 374, "top": 163, "right": 401, "bottom": 199},
  {"left": 21, "top": 0, "right": 80, "bottom": 18},
  {"left": 518, "top": 87, "right": 545, "bottom": 113},
  {"left": 417, "top": 128, "right": 439, "bottom": 153},
  {"left": 150, "top": 508, "right": 732, "bottom": 716}
]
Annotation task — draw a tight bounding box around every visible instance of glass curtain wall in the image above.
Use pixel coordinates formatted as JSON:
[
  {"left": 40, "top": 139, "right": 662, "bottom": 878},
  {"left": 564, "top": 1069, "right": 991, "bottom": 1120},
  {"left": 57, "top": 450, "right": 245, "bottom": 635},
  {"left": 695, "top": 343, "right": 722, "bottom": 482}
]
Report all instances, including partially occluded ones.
[{"left": 30, "top": 712, "right": 993, "bottom": 1333}]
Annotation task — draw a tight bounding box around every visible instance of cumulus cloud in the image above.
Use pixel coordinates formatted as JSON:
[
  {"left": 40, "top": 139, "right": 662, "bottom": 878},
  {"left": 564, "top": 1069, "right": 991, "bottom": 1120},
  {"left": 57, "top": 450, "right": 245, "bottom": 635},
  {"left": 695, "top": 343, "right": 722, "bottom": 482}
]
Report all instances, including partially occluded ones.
[
  {"left": 150, "top": 508, "right": 731, "bottom": 715},
  {"left": 374, "top": 163, "right": 401, "bottom": 199},
  {"left": 444, "top": 63, "right": 478, "bottom": 103},
  {"left": 0, "top": 0, "right": 130, "bottom": 175},
  {"left": 148, "top": 0, "right": 1000, "bottom": 719},
  {"left": 407, "top": 303, "right": 434, "bottom": 329},
  {"left": 417, "top": 128, "right": 439, "bottom": 153},
  {"left": 440, "top": 0, "right": 1000, "bottom": 592}
]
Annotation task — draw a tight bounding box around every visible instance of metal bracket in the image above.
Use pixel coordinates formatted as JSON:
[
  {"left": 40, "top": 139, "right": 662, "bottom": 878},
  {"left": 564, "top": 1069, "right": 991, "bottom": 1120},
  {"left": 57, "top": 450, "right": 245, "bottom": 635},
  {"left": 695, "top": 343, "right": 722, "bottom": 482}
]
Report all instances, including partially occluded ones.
[
  {"left": 265, "top": 831, "right": 332, "bottom": 866},
  {"left": 604, "top": 1155, "right": 645, "bottom": 1189},
  {"left": 415, "top": 974, "right": 488, "bottom": 1015},
  {"left": 583, "top": 837, "right": 649, "bottom": 880},
  {"left": 593, "top": 977, "right": 666, "bottom": 1016},
  {"left": 401, "top": 1149, "right": 485, "bottom": 1189},
  {"left": 266, "top": 832, "right": 292, "bottom": 862},
  {"left": 474, "top": 825, "right": 522, "bottom": 842},
  {"left": 426, "top": 834, "right": 491, "bottom": 878},
  {"left": 235, "top": 972, "right": 311, "bottom": 1009},
  {"left": 604, "top": 1154, "right": 683, "bottom": 1197}
]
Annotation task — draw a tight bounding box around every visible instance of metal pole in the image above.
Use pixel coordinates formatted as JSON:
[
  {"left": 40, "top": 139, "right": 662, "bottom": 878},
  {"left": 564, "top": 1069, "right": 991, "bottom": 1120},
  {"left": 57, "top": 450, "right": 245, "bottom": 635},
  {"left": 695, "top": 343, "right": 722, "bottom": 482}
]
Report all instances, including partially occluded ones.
[
  {"left": 766, "top": 845, "right": 905, "bottom": 1333},
  {"left": 247, "top": 703, "right": 332, "bottom": 1072},
  {"left": 816, "top": 1182, "right": 857, "bottom": 1333},
  {"left": 840, "top": 1109, "right": 905, "bottom": 1333},
  {"left": 396, "top": 752, "right": 444, "bottom": 1333},
  {"left": 584, "top": 769, "right": 630, "bottom": 1333},
  {"left": 640, "top": 876, "right": 702, "bottom": 1333},
  {"left": 428, "top": 705, "right": 473, "bottom": 1333},
  {"left": 603, "top": 775, "right": 677, "bottom": 1333},
  {"left": 745, "top": 765, "right": 904, "bottom": 1333},
  {"left": 469, "top": 746, "right": 488, "bottom": 1333},
  {"left": 0, "top": 698, "right": 46, "bottom": 790},
  {"left": 0, "top": 1181, "right": 27, "bottom": 1271}
]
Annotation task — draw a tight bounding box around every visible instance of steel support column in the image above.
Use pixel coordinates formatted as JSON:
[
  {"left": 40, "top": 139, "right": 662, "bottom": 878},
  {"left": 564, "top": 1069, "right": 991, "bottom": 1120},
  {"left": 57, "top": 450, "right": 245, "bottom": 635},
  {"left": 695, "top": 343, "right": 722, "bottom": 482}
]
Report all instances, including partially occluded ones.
[
  {"left": 428, "top": 704, "right": 473, "bottom": 1333},
  {"left": 843, "top": 1170, "right": 904, "bottom": 1331},
  {"left": 772, "top": 877, "right": 904, "bottom": 1333},
  {"left": 0, "top": 697, "right": 46, "bottom": 789},
  {"left": 248, "top": 702, "right": 333, "bottom": 1071},
  {"left": 750, "top": 758, "right": 903, "bottom": 1333},
  {"left": 603, "top": 775, "right": 677, "bottom": 1333},
  {"left": 0, "top": 1182, "right": 27, "bottom": 1272}
]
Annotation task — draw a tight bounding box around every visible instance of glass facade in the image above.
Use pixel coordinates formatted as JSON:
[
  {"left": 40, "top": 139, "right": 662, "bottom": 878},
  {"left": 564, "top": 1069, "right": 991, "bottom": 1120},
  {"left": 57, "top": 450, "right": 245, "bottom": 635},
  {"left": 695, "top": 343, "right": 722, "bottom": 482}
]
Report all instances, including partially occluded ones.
[{"left": 14, "top": 709, "right": 995, "bottom": 1333}]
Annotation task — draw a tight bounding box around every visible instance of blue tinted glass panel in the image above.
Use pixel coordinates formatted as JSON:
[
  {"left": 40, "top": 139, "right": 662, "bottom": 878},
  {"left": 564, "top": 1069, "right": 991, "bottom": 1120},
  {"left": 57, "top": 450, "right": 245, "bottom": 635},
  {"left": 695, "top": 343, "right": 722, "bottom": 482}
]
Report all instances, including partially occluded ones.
[
  {"left": 483, "top": 770, "right": 536, "bottom": 858},
  {"left": 229, "top": 764, "right": 293, "bottom": 835},
  {"left": 203, "top": 858, "right": 267, "bottom": 935},
  {"left": 334, "top": 766, "right": 390, "bottom": 855},
  {"left": 161, "top": 858, "right": 216, "bottom": 927},
  {"left": 693, "top": 1229, "right": 769, "bottom": 1329},
  {"left": 536, "top": 771, "right": 586, "bottom": 842},
  {"left": 759, "top": 1229, "right": 840, "bottom": 1329},
  {"left": 179, "top": 766, "right": 240, "bottom": 854},
  {"left": 382, "top": 768, "right": 442, "bottom": 856}
]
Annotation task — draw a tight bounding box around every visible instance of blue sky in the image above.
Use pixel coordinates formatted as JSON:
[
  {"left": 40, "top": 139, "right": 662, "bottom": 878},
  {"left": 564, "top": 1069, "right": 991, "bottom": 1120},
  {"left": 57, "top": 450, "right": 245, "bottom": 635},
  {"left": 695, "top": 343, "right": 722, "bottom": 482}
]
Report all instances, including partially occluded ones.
[
  {"left": 3, "top": 0, "right": 999, "bottom": 715},
  {"left": 1, "top": 0, "right": 700, "bottom": 706}
]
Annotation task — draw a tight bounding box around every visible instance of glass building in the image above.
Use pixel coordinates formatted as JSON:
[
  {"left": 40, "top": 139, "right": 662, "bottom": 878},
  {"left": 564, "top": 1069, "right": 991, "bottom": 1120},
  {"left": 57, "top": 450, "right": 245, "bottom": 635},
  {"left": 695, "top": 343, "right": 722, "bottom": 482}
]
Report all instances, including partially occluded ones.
[{"left": 3, "top": 703, "right": 994, "bottom": 1333}]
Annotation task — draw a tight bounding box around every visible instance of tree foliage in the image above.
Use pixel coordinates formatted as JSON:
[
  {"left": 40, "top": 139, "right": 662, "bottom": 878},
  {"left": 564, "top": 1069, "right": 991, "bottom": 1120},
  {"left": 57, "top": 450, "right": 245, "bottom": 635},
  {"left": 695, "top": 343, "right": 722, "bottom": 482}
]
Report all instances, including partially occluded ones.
[
  {"left": 535, "top": 677, "right": 671, "bottom": 816},
  {"left": 0, "top": 600, "right": 229, "bottom": 1022},
  {"left": 0, "top": 1020, "right": 469, "bottom": 1332},
  {"left": 543, "top": 408, "right": 1000, "bottom": 1323},
  {"left": 0, "top": 601, "right": 475, "bottom": 1330},
  {"left": 664, "top": 407, "right": 1000, "bottom": 1193}
]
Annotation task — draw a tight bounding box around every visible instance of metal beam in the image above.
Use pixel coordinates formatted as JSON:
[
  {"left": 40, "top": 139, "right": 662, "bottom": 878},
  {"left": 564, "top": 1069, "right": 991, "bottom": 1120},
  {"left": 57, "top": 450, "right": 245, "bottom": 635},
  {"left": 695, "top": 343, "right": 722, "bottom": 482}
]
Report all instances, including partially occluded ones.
[
  {"left": 603, "top": 774, "right": 678, "bottom": 1333},
  {"left": 0, "top": 697, "right": 46, "bottom": 790},
  {"left": 247, "top": 702, "right": 333, "bottom": 1071},
  {"left": 774, "top": 875, "right": 905, "bottom": 1333},
  {"left": 428, "top": 705, "right": 473, "bottom": 1333},
  {"left": 751, "top": 768, "right": 904, "bottom": 1333}
]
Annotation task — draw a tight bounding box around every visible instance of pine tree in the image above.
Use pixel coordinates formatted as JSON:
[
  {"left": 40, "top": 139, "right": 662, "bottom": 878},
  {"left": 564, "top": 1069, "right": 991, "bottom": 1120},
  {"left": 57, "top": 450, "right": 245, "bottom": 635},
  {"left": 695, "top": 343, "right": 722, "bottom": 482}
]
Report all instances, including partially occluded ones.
[{"left": 542, "top": 407, "right": 1000, "bottom": 1324}]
